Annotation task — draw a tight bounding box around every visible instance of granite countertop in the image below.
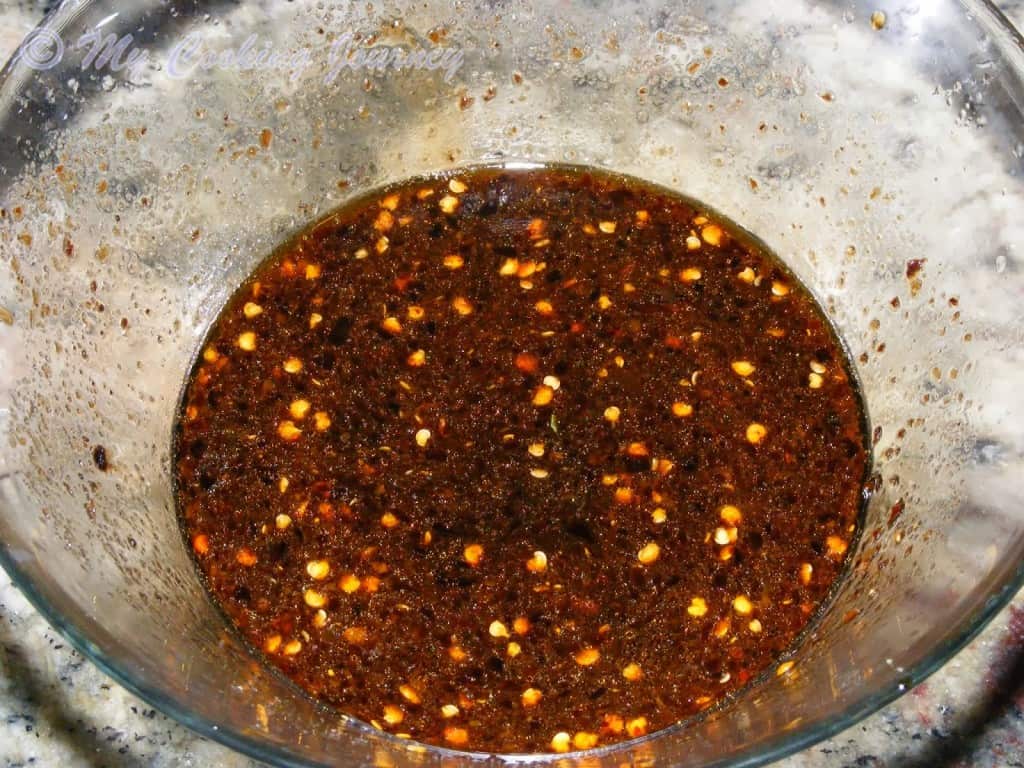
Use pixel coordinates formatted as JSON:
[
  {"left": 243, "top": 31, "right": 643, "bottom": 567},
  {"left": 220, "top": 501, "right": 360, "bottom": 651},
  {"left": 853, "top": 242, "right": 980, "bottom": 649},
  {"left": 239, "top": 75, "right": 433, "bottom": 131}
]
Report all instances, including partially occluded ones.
[{"left": 3, "top": 3, "right": 1024, "bottom": 767}]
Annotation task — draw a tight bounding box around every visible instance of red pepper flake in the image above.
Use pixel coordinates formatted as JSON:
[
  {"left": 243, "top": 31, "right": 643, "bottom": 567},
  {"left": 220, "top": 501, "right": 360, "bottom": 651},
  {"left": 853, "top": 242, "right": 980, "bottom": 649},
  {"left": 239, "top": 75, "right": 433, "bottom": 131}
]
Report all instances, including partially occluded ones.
[{"left": 888, "top": 498, "right": 905, "bottom": 526}]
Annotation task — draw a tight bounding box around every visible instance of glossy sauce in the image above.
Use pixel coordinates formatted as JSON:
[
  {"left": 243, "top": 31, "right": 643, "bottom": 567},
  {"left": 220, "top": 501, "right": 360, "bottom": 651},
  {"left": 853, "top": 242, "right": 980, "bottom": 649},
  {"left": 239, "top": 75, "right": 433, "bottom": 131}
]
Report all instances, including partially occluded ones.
[{"left": 174, "top": 166, "right": 868, "bottom": 754}]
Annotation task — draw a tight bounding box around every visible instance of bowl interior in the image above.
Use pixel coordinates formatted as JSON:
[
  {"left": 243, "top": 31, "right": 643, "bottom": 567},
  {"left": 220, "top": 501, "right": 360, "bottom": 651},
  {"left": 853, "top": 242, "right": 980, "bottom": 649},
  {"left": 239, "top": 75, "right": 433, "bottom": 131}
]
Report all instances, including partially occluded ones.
[{"left": 2, "top": 0, "right": 1024, "bottom": 766}]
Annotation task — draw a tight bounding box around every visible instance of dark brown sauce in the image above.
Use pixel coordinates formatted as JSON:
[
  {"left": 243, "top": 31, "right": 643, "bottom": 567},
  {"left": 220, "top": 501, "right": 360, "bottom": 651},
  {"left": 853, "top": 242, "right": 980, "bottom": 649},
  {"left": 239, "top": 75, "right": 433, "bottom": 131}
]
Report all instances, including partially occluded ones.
[{"left": 174, "top": 166, "right": 869, "bottom": 754}]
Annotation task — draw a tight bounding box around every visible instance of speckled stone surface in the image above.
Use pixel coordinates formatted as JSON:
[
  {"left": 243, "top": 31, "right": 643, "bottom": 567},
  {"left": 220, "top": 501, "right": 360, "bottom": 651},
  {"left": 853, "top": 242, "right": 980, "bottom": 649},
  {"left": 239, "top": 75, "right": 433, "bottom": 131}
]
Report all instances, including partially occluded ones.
[{"left": 3, "top": 4, "right": 1024, "bottom": 767}]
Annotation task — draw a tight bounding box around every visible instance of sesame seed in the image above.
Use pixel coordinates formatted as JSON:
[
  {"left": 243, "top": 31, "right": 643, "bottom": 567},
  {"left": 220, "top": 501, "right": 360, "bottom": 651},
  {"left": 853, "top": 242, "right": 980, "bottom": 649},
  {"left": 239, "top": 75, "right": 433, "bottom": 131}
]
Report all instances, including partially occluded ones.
[
  {"left": 701, "top": 224, "right": 723, "bottom": 246},
  {"left": 532, "top": 385, "right": 555, "bottom": 407},
  {"left": 573, "top": 732, "right": 599, "bottom": 750},
  {"left": 672, "top": 402, "right": 694, "bottom": 418},
  {"left": 626, "top": 717, "right": 648, "bottom": 737},
  {"left": 622, "top": 663, "right": 643, "bottom": 681},
  {"left": 680, "top": 267, "right": 702, "bottom": 282},
  {"left": 687, "top": 597, "right": 708, "bottom": 617},
  {"left": 340, "top": 574, "right": 361, "bottom": 593},
  {"left": 733, "top": 595, "right": 754, "bottom": 615},
  {"left": 527, "top": 551, "right": 548, "bottom": 573},
  {"left": 551, "top": 732, "right": 572, "bottom": 753},
  {"left": 304, "top": 589, "right": 326, "bottom": 608},
  {"left": 399, "top": 684, "right": 421, "bottom": 705},
  {"left": 731, "top": 360, "right": 756, "bottom": 377},
  {"left": 720, "top": 505, "right": 743, "bottom": 525},
  {"left": 277, "top": 420, "right": 302, "bottom": 441},
  {"left": 800, "top": 563, "right": 814, "bottom": 585},
  {"left": 464, "top": 544, "right": 484, "bottom": 567},
  {"left": 237, "top": 332, "right": 256, "bottom": 351},
  {"left": 826, "top": 535, "right": 849, "bottom": 557},
  {"left": 522, "top": 688, "right": 543, "bottom": 708},
  {"left": 746, "top": 423, "right": 767, "bottom": 444},
  {"left": 637, "top": 542, "right": 661, "bottom": 565},
  {"left": 306, "top": 560, "right": 330, "bottom": 580}
]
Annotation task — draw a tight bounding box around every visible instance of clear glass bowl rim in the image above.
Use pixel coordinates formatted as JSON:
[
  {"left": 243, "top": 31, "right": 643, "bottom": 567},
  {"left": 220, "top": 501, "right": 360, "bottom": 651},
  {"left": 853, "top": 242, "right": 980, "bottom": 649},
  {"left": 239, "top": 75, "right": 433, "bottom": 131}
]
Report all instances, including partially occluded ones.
[{"left": 1, "top": 1, "right": 1023, "bottom": 765}]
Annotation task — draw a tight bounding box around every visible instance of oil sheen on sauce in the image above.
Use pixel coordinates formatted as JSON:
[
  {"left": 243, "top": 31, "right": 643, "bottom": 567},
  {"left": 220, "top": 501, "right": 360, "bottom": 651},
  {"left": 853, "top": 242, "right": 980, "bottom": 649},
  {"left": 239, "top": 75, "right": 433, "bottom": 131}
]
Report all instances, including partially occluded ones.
[{"left": 174, "top": 166, "right": 869, "bottom": 754}]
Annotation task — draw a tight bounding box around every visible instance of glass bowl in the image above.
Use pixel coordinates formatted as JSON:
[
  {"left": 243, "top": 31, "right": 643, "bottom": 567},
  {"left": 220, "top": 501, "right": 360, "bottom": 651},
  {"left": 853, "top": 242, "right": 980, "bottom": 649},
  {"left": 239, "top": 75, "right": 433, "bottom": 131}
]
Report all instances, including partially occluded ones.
[{"left": 2, "top": 0, "right": 1024, "bottom": 765}]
